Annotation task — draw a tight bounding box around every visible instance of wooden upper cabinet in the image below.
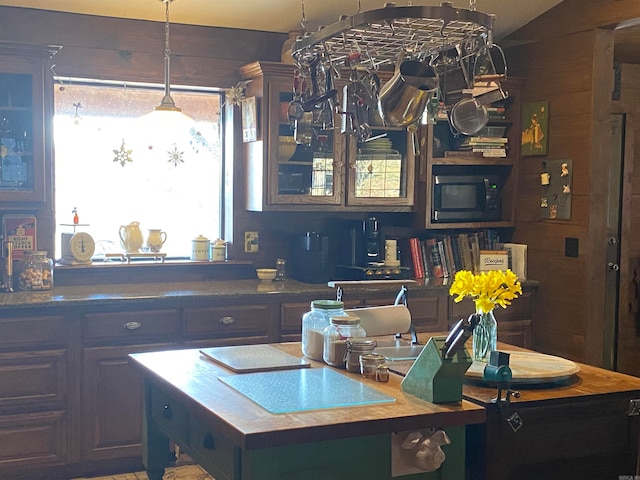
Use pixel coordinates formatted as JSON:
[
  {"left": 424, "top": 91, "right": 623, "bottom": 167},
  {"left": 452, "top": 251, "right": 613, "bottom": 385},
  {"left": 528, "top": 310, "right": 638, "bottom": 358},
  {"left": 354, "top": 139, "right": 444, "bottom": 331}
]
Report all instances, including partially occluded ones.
[
  {"left": 239, "top": 61, "right": 416, "bottom": 212},
  {"left": 0, "top": 42, "right": 56, "bottom": 204},
  {"left": 416, "top": 77, "right": 523, "bottom": 229}
]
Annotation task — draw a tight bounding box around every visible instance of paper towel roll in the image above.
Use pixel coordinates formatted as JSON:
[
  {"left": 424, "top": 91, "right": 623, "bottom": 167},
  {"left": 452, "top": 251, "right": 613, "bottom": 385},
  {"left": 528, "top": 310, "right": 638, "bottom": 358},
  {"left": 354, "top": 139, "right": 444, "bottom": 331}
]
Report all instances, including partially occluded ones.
[{"left": 344, "top": 304, "right": 411, "bottom": 337}]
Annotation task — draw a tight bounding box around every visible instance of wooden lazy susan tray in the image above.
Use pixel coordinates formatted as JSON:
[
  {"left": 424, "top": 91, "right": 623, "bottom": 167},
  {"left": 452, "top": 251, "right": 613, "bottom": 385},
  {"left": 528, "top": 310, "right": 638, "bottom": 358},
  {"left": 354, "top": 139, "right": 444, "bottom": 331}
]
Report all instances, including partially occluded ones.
[{"left": 465, "top": 350, "right": 580, "bottom": 384}]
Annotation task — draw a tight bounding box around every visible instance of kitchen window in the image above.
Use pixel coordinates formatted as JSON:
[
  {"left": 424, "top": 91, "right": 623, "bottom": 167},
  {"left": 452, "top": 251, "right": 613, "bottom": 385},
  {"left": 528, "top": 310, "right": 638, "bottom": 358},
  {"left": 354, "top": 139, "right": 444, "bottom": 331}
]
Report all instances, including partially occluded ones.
[{"left": 53, "top": 79, "right": 223, "bottom": 260}]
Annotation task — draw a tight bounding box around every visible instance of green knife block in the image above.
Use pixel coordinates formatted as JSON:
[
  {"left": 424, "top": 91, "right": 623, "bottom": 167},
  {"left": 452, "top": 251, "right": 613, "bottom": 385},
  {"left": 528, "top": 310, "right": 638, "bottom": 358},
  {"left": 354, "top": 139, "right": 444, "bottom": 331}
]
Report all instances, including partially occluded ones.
[{"left": 401, "top": 336, "right": 472, "bottom": 404}]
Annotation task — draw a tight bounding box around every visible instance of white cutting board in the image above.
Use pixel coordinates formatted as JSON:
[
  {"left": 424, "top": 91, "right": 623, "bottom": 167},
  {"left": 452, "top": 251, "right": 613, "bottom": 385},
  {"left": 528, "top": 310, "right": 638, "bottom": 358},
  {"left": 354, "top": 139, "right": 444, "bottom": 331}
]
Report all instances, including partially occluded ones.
[{"left": 200, "top": 344, "right": 311, "bottom": 373}]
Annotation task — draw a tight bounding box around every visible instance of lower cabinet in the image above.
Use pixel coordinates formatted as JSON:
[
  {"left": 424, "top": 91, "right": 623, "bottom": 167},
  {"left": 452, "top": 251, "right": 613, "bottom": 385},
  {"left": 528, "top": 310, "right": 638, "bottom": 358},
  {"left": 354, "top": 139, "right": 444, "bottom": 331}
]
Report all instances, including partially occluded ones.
[{"left": 0, "top": 312, "right": 69, "bottom": 477}]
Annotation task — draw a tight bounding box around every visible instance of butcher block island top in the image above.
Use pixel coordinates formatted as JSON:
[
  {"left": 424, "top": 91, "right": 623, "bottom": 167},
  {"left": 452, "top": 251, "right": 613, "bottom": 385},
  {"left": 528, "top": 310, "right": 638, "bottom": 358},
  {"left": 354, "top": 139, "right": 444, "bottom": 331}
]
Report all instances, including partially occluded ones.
[{"left": 129, "top": 345, "right": 485, "bottom": 450}]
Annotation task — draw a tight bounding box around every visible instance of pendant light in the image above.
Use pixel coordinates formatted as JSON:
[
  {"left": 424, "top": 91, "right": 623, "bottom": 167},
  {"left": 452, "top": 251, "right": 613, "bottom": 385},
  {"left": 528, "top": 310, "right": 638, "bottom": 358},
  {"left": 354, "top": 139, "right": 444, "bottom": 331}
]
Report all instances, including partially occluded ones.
[
  {"left": 154, "top": 0, "right": 184, "bottom": 114},
  {"left": 139, "top": 0, "right": 194, "bottom": 166}
]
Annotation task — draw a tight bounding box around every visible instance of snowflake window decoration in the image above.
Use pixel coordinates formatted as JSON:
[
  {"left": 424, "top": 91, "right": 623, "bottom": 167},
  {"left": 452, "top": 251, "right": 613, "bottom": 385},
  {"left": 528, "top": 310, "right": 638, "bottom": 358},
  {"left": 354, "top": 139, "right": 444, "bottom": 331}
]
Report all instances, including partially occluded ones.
[
  {"left": 224, "top": 80, "right": 251, "bottom": 108},
  {"left": 113, "top": 139, "right": 133, "bottom": 166},
  {"left": 167, "top": 144, "right": 185, "bottom": 167}
]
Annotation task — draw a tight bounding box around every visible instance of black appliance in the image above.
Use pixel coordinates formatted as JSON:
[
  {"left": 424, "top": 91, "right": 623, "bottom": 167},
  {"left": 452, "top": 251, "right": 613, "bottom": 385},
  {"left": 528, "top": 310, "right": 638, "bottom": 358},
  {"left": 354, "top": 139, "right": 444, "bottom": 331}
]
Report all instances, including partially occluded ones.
[
  {"left": 343, "top": 217, "right": 382, "bottom": 267},
  {"left": 290, "top": 232, "right": 331, "bottom": 284},
  {"left": 431, "top": 173, "right": 501, "bottom": 222}
]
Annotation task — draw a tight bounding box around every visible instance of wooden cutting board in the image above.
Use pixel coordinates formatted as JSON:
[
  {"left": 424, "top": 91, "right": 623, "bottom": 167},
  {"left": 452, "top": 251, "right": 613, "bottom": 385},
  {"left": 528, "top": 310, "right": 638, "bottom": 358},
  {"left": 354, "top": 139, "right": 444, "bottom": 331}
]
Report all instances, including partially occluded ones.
[
  {"left": 200, "top": 344, "right": 311, "bottom": 373},
  {"left": 465, "top": 350, "right": 580, "bottom": 384}
]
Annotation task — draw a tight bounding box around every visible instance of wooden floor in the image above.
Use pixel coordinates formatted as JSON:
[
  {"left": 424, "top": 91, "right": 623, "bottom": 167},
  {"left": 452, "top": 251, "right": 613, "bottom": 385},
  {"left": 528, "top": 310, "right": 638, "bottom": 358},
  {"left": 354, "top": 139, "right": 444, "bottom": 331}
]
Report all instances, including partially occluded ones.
[{"left": 72, "top": 464, "right": 214, "bottom": 480}]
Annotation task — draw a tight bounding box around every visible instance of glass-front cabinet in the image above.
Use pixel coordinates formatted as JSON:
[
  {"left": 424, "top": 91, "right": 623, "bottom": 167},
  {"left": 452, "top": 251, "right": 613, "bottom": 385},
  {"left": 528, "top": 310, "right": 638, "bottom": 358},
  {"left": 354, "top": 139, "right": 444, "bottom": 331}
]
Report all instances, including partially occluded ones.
[
  {"left": 0, "top": 42, "right": 55, "bottom": 203},
  {"left": 240, "top": 61, "right": 415, "bottom": 211}
]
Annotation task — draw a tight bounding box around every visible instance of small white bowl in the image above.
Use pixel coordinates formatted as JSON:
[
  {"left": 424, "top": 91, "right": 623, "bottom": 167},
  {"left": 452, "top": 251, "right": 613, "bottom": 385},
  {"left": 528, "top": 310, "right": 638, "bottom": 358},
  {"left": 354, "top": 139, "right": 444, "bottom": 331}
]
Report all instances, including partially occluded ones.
[{"left": 256, "top": 268, "right": 277, "bottom": 281}]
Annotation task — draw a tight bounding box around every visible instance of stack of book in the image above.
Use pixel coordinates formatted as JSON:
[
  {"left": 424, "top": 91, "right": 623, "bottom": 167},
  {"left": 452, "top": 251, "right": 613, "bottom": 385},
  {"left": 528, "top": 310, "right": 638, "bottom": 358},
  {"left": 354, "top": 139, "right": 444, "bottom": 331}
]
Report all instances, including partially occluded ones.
[
  {"left": 468, "top": 135, "right": 508, "bottom": 157},
  {"left": 403, "top": 229, "right": 502, "bottom": 280}
]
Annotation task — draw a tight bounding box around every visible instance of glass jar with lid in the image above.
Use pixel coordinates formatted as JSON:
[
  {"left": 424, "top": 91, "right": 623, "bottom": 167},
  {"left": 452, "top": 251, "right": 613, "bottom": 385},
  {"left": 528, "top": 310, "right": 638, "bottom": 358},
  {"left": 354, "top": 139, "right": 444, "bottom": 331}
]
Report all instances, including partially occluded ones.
[
  {"left": 345, "top": 338, "right": 377, "bottom": 373},
  {"left": 16, "top": 251, "right": 53, "bottom": 291},
  {"left": 301, "top": 299, "right": 348, "bottom": 361},
  {"left": 323, "top": 315, "right": 366, "bottom": 368}
]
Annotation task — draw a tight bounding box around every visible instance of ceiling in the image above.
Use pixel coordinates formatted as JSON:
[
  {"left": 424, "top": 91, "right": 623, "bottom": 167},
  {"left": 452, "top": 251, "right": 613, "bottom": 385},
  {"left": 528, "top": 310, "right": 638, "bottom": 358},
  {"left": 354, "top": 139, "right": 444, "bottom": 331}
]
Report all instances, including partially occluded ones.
[{"left": 0, "top": 0, "right": 564, "bottom": 41}]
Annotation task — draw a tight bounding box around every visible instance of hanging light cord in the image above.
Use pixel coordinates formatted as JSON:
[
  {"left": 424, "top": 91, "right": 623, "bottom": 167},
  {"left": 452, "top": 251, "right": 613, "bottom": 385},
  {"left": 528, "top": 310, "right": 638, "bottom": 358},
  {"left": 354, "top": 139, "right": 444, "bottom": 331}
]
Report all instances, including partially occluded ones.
[{"left": 156, "top": 0, "right": 180, "bottom": 111}]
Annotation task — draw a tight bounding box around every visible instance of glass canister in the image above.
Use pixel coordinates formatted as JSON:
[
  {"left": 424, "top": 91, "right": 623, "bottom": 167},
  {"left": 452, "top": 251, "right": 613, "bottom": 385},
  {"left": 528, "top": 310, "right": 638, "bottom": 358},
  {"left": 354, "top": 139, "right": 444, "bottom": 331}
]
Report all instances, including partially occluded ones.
[
  {"left": 345, "top": 338, "right": 377, "bottom": 373},
  {"left": 360, "top": 353, "right": 386, "bottom": 379},
  {"left": 16, "top": 251, "right": 53, "bottom": 291},
  {"left": 302, "top": 300, "right": 348, "bottom": 361},
  {"left": 323, "top": 315, "right": 366, "bottom": 368}
]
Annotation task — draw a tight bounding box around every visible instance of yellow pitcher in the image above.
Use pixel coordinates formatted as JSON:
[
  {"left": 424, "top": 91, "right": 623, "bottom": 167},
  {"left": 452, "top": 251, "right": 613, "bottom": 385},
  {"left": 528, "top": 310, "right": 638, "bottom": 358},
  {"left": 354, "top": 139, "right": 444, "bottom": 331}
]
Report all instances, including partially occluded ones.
[{"left": 119, "top": 221, "right": 143, "bottom": 253}]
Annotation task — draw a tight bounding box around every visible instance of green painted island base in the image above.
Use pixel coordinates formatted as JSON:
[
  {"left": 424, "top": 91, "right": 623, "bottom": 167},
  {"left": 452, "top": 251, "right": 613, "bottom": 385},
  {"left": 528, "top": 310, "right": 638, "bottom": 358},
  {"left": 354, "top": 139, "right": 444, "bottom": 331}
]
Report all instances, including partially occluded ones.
[{"left": 142, "top": 382, "right": 466, "bottom": 480}]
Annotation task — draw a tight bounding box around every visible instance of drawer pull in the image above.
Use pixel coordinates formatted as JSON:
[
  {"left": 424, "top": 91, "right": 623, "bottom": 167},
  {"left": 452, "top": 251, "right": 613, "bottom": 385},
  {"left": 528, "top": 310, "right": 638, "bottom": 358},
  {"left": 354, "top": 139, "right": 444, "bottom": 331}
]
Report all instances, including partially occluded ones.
[
  {"left": 124, "top": 321, "right": 142, "bottom": 330},
  {"left": 202, "top": 432, "right": 215, "bottom": 450},
  {"left": 219, "top": 316, "right": 236, "bottom": 325},
  {"left": 162, "top": 404, "right": 172, "bottom": 420}
]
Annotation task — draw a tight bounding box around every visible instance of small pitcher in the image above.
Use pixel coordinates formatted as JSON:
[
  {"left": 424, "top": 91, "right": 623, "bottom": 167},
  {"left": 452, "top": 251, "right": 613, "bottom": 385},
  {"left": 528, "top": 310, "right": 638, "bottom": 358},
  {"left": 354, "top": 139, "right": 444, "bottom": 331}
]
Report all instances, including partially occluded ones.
[
  {"left": 119, "top": 221, "right": 143, "bottom": 253},
  {"left": 146, "top": 229, "right": 168, "bottom": 253}
]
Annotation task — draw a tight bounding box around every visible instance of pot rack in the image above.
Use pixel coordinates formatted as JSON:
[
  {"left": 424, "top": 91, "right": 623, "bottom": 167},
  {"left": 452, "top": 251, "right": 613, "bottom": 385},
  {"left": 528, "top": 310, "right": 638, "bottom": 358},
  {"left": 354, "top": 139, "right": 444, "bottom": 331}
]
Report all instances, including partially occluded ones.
[{"left": 291, "top": 2, "right": 497, "bottom": 70}]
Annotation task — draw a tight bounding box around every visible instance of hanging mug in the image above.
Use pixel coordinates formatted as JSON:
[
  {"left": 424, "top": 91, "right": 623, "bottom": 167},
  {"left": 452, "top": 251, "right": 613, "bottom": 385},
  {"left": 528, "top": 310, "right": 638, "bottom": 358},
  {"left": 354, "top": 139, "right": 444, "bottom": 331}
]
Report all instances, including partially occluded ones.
[{"left": 146, "top": 229, "right": 168, "bottom": 253}]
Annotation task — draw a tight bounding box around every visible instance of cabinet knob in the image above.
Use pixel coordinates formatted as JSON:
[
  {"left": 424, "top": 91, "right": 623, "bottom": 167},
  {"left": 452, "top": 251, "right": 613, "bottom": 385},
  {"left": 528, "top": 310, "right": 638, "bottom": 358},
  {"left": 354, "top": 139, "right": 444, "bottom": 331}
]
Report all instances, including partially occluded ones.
[
  {"left": 607, "top": 262, "right": 620, "bottom": 271},
  {"left": 124, "top": 321, "right": 141, "bottom": 330},
  {"left": 219, "top": 316, "right": 236, "bottom": 325},
  {"left": 162, "top": 404, "right": 172, "bottom": 419}
]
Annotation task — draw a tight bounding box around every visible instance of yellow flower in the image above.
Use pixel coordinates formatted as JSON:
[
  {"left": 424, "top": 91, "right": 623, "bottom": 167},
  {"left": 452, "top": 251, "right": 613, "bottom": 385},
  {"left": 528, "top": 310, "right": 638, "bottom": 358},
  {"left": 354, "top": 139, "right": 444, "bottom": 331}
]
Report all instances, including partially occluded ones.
[{"left": 449, "top": 269, "right": 522, "bottom": 314}]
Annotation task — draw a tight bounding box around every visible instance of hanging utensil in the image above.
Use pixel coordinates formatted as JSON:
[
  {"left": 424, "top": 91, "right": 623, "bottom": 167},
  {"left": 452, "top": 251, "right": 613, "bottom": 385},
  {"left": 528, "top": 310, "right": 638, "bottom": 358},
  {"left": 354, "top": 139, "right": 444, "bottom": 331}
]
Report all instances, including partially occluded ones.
[
  {"left": 288, "top": 69, "right": 306, "bottom": 122},
  {"left": 378, "top": 55, "right": 439, "bottom": 127},
  {"left": 449, "top": 96, "right": 488, "bottom": 136}
]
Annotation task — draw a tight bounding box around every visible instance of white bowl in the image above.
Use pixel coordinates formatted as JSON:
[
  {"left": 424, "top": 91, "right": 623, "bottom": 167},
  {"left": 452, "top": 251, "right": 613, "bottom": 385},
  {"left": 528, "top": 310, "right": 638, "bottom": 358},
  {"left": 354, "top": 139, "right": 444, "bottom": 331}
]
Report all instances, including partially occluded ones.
[{"left": 256, "top": 268, "right": 277, "bottom": 281}]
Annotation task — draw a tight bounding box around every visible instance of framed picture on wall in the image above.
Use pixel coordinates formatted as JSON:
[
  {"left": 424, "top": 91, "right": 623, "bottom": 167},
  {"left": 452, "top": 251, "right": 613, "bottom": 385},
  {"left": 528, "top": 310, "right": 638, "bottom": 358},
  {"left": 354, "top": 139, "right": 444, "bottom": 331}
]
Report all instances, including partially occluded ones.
[
  {"left": 241, "top": 96, "right": 258, "bottom": 143},
  {"left": 521, "top": 101, "right": 549, "bottom": 156}
]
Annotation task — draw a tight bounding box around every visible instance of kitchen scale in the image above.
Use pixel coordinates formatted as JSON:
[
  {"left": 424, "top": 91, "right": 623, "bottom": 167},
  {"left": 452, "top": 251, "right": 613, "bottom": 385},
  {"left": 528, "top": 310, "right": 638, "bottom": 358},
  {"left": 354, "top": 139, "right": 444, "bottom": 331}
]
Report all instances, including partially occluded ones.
[{"left": 58, "top": 224, "right": 96, "bottom": 265}]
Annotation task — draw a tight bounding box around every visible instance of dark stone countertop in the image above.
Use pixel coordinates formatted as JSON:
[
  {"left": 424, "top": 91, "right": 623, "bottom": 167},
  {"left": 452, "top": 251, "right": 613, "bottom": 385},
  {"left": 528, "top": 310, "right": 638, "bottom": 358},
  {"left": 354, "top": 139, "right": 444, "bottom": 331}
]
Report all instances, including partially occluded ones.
[{"left": 0, "top": 279, "right": 441, "bottom": 310}]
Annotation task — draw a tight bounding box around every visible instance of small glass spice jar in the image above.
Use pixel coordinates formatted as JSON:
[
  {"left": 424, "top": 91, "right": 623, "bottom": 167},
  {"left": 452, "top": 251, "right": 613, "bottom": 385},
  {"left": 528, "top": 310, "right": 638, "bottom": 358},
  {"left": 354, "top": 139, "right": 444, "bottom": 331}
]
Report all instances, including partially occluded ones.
[
  {"left": 323, "top": 315, "right": 366, "bottom": 368},
  {"left": 359, "top": 353, "right": 386, "bottom": 379},
  {"left": 16, "top": 251, "right": 53, "bottom": 291},
  {"left": 345, "top": 339, "right": 377, "bottom": 373}
]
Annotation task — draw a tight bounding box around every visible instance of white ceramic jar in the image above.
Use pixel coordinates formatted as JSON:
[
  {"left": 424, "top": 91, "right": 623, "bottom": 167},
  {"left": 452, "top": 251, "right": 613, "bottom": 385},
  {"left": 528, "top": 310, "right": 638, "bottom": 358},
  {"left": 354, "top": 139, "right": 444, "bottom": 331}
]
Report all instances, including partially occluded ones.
[{"left": 191, "top": 235, "right": 210, "bottom": 261}]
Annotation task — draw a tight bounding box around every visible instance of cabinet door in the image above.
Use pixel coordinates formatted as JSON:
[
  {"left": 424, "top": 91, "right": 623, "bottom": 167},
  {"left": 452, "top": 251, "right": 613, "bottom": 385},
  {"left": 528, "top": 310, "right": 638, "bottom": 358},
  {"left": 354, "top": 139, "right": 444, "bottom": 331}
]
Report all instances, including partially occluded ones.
[
  {"left": 345, "top": 127, "right": 415, "bottom": 207},
  {"left": 265, "top": 76, "right": 345, "bottom": 207},
  {"left": 80, "top": 343, "right": 174, "bottom": 463},
  {"left": 0, "top": 45, "right": 52, "bottom": 203}
]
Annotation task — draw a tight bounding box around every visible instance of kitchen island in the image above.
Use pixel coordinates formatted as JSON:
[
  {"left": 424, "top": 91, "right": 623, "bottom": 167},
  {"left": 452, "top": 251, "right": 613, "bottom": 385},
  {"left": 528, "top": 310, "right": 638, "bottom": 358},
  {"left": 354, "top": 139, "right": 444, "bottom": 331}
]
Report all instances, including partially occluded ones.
[
  {"left": 129, "top": 345, "right": 486, "bottom": 480},
  {"left": 129, "top": 339, "right": 640, "bottom": 480}
]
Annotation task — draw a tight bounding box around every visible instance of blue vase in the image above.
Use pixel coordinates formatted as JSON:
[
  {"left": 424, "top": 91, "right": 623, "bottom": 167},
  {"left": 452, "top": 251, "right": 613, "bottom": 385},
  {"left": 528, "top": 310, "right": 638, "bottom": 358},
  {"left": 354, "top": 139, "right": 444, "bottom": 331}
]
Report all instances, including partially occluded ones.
[{"left": 472, "top": 310, "right": 497, "bottom": 362}]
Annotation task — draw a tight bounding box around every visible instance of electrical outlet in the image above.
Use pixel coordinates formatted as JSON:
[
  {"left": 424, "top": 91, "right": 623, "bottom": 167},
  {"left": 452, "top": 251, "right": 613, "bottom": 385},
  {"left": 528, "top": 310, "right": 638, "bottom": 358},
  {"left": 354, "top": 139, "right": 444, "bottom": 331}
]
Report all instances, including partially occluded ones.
[
  {"left": 565, "top": 237, "right": 579, "bottom": 258},
  {"left": 244, "top": 231, "right": 259, "bottom": 253}
]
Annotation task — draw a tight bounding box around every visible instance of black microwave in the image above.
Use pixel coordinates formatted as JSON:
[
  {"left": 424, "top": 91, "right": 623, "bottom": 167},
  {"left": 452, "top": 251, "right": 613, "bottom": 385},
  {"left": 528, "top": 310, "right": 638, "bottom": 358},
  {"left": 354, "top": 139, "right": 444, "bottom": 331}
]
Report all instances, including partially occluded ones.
[{"left": 431, "top": 174, "right": 501, "bottom": 222}]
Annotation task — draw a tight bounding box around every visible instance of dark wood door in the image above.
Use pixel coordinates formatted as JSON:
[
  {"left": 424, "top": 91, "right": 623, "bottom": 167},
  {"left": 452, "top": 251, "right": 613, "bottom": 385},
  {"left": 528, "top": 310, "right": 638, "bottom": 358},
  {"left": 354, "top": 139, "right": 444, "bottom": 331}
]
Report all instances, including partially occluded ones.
[{"left": 80, "top": 343, "right": 173, "bottom": 462}]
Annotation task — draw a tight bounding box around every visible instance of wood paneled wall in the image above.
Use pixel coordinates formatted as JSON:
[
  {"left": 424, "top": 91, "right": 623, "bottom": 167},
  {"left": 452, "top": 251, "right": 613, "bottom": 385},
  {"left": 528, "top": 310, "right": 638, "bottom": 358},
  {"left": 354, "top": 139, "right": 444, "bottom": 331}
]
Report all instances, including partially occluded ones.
[{"left": 504, "top": 0, "right": 640, "bottom": 365}]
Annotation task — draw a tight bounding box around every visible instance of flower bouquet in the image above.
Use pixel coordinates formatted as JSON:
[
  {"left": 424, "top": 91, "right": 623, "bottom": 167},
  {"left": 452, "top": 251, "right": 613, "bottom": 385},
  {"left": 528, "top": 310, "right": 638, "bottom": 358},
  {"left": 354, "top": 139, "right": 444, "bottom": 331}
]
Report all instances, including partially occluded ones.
[{"left": 449, "top": 269, "right": 522, "bottom": 361}]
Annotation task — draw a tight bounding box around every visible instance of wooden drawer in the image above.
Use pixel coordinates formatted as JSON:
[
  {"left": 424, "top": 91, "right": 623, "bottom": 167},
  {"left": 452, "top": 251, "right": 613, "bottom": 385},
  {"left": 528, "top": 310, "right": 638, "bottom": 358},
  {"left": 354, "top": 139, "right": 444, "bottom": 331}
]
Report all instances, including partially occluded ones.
[
  {"left": 151, "top": 387, "right": 188, "bottom": 443},
  {"left": 0, "top": 349, "right": 67, "bottom": 412},
  {"left": 82, "top": 309, "right": 180, "bottom": 345},
  {"left": 0, "top": 314, "right": 67, "bottom": 349},
  {"left": 183, "top": 304, "right": 272, "bottom": 341},
  {"left": 0, "top": 410, "right": 66, "bottom": 468},
  {"left": 189, "top": 416, "right": 237, "bottom": 480}
]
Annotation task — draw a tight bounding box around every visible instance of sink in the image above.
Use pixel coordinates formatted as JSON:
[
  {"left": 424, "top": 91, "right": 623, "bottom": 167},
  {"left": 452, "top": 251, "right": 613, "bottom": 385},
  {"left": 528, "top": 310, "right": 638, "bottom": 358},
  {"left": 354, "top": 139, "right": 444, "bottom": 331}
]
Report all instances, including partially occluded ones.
[{"left": 374, "top": 344, "right": 424, "bottom": 361}]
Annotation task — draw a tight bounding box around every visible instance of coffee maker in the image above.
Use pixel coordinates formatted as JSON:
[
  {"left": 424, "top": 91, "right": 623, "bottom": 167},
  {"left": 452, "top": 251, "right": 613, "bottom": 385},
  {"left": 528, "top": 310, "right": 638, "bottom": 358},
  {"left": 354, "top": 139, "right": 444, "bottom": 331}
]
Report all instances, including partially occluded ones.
[
  {"left": 342, "top": 217, "right": 381, "bottom": 267},
  {"left": 338, "top": 217, "right": 410, "bottom": 280},
  {"left": 290, "top": 232, "right": 331, "bottom": 284}
]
